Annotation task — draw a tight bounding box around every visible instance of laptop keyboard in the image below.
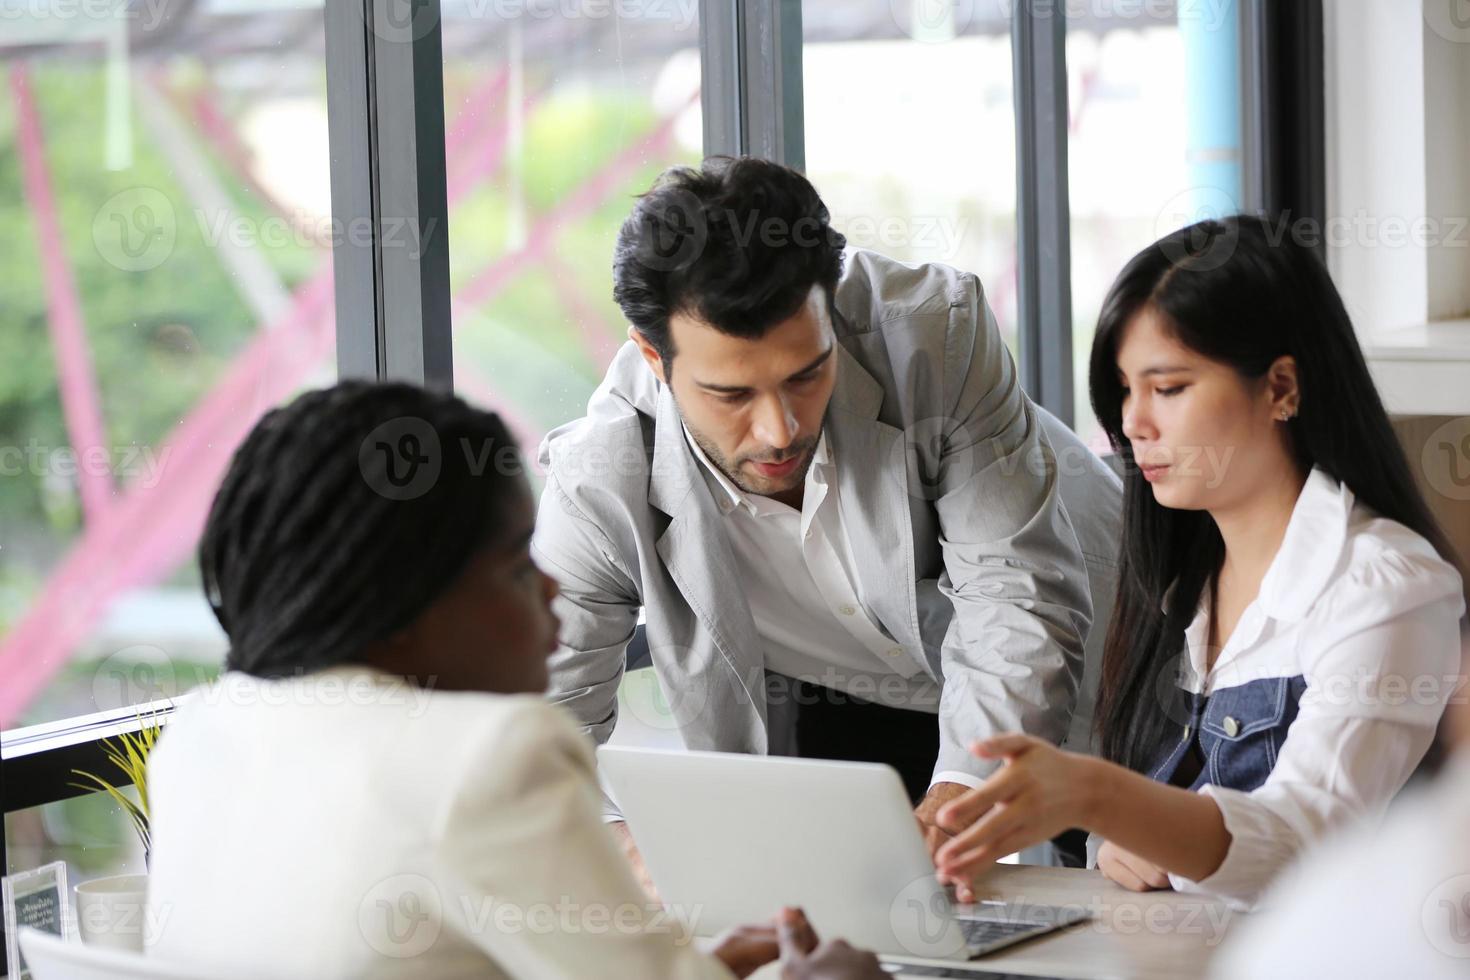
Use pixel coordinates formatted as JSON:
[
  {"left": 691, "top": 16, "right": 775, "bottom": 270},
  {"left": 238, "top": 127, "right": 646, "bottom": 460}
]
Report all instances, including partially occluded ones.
[
  {"left": 958, "top": 916, "right": 1052, "bottom": 950},
  {"left": 884, "top": 966, "right": 1068, "bottom": 979}
]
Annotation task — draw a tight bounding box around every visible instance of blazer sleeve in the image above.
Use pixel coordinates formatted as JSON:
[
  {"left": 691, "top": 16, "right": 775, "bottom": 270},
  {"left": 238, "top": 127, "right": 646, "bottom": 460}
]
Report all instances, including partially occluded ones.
[
  {"left": 433, "top": 699, "right": 736, "bottom": 979},
  {"left": 532, "top": 469, "right": 642, "bottom": 819},
  {"left": 929, "top": 276, "right": 1093, "bottom": 786}
]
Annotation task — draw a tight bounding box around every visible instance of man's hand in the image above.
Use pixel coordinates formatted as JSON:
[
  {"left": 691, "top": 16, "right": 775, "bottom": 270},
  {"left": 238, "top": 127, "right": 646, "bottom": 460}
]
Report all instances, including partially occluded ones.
[
  {"left": 915, "top": 781, "right": 970, "bottom": 845},
  {"left": 707, "top": 921, "right": 781, "bottom": 978},
  {"left": 607, "top": 820, "right": 661, "bottom": 902},
  {"left": 914, "top": 782, "right": 976, "bottom": 903},
  {"left": 1097, "top": 840, "right": 1172, "bottom": 892}
]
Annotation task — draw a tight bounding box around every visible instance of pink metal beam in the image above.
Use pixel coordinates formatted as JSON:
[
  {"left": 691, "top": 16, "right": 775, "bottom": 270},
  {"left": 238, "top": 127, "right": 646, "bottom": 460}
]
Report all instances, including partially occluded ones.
[
  {"left": 453, "top": 90, "right": 696, "bottom": 316},
  {"left": 453, "top": 360, "right": 544, "bottom": 452},
  {"left": 183, "top": 86, "right": 294, "bottom": 221},
  {"left": 182, "top": 69, "right": 515, "bottom": 227},
  {"left": 544, "top": 252, "right": 622, "bottom": 372},
  {"left": 445, "top": 94, "right": 542, "bottom": 204},
  {"left": 445, "top": 70, "right": 516, "bottom": 192},
  {"left": 0, "top": 270, "right": 336, "bottom": 725},
  {"left": 10, "top": 65, "right": 114, "bottom": 525},
  {"left": 445, "top": 70, "right": 513, "bottom": 154}
]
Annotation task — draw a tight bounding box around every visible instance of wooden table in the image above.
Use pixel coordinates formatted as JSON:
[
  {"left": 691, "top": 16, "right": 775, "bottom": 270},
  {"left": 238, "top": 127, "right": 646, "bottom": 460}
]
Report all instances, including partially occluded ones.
[{"left": 750, "top": 864, "right": 1245, "bottom": 980}]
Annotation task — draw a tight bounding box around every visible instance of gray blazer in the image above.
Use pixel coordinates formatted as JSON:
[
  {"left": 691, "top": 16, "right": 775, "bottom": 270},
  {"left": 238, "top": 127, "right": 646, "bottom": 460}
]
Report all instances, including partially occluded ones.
[{"left": 533, "top": 250, "right": 1122, "bottom": 816}]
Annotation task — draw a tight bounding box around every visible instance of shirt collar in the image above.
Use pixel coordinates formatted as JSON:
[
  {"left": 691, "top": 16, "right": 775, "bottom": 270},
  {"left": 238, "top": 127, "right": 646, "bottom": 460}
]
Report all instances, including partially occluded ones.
[
  {"left": 1256, "top": 466, "right": 1354, "bottom": 622},
  {"left": 681, "top": 424, "right": 831, "bottom": 517},
  {"left": 1160, "top": 466, "right": 1354, "bottom": 623}
]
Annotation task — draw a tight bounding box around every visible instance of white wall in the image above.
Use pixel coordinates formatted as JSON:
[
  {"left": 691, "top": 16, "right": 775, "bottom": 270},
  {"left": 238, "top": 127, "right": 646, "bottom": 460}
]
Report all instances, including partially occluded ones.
[
  {"left": 1325, "top": 0, "right": 1470, "bottom": 333},
  {"left": 1424, "top": 11, "right": 1470, "bottom": 320}
]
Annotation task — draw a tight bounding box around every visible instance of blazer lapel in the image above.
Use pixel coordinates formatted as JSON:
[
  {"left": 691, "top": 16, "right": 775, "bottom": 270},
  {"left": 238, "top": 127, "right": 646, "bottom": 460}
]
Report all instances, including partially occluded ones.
[{"left": 647, "top": 386, "right": 769, "bottom": 734}]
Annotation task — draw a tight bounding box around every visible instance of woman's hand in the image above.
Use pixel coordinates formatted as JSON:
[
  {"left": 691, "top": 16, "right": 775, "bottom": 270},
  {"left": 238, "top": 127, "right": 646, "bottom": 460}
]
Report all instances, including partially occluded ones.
[
  {"left": 777, "top": 907, "right": 889, "bottom": 980},
  {"left": 933, "top": 734, "right": 1104, "bottom": 883},
  {"left": 708, "top": 920, "right": 781, "bottom": 978},
  {"left": 1097, "top": 840, "right": 1172, "bottom": 892}
]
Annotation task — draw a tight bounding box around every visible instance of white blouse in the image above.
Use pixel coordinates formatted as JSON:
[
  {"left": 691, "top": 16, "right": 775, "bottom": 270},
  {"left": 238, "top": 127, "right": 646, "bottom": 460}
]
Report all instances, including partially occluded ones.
[{"left": 1156, "top": 467, "right": 1463, "bottom": 909}]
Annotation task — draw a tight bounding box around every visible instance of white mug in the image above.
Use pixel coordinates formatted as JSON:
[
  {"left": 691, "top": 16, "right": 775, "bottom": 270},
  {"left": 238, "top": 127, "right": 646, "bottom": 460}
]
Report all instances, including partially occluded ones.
[{"left": 75, "top": 873, "right": 150, "bottom": 952}]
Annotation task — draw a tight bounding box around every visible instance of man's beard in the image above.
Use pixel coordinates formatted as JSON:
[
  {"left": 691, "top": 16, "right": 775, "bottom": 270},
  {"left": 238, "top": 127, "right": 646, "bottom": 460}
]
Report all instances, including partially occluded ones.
[{"left": 681, "top": 410, "right": 822, "bottom": 497}]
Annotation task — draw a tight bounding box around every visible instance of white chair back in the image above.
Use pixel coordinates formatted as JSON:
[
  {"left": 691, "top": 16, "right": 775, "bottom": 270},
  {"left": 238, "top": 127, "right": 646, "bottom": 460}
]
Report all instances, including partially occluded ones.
[{"left": 18, "top": 927, "right": 208, "bottom": 980}]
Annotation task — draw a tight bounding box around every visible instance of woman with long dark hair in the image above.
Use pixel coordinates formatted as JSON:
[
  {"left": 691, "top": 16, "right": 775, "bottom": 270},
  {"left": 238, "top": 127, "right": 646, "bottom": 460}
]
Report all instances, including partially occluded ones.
[{"left": 926, "top": 215, "right": 1464, "bottom": 909}]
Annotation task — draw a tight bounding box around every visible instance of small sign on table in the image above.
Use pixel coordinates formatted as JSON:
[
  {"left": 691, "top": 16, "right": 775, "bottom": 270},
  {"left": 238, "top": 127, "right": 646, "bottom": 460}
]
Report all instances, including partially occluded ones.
[{"left": 2, "top": 862, "right": 72, "bottom": 980}]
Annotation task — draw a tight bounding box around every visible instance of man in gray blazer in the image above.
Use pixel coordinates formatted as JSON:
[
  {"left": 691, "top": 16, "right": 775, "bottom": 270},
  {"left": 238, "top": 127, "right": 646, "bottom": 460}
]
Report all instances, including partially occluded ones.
[{"left": 533, "top": 157, "right": 1121, "bottom": 885}]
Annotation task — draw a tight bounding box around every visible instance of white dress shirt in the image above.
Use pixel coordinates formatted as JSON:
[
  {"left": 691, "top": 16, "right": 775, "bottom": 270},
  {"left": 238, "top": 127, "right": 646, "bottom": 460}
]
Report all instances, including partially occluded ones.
[
  {"left": 1210, "top": 750, "right": 1470, "bottom": 978},
  {"left": 683, "top": 425, "right": 979, "bottom": 790},
  {"left": 145, "top": 667, "right": 736, "bottom": 979},
  {"left": 1142, "top": 467, "right": 1464, "bottom": 909}
]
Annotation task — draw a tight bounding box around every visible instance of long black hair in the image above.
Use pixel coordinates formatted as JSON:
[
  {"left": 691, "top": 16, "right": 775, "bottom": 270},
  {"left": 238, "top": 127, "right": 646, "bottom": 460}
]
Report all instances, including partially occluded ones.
[
  {"left": 198, "top": 381, "right": 521, "bottom": 678},
  {"left": 1089, "top": 214, "right": 1457, "bottom": 772}
]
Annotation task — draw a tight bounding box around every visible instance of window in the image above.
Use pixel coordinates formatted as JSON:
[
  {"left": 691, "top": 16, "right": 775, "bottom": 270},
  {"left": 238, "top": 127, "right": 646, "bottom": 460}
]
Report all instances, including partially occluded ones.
[
  {"left": 5, "top": 795, "right": 143, "bottom": 903},
  {"left": 803, "top": 0, "right": 1020, "bottom": 356},
  {"left": 1066, "top": 3, "right": 1243, "bottom": 444},
  {"left": 0, "top": 7, "right": 336, "bottom": 731},
  {"left": 440, "top": 5, "right": 703, "bottom": 448}
]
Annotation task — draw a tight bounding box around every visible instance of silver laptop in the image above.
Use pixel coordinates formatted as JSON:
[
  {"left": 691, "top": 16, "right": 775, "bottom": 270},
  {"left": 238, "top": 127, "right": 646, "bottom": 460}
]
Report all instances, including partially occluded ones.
[{"left": 597, "top": 745, "right": 1090, "bottom": 968}]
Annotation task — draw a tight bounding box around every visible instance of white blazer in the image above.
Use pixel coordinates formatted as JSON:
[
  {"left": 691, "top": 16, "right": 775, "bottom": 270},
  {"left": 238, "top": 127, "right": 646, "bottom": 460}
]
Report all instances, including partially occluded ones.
[{"left": 144, "top": 666, "right": 734, "bottom": 979}]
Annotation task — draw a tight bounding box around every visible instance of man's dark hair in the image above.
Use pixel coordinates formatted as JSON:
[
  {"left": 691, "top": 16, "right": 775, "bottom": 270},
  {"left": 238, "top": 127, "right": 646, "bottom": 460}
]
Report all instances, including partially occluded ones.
[
  {"left": 198, "top": 381, "right": 522, "bottom": 678},
  {"left": 612, "top": 156, "right": 847, "bottom": 372}
]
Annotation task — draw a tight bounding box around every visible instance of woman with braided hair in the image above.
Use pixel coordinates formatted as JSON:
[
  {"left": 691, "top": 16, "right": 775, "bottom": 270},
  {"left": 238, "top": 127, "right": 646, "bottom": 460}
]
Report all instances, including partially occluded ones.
[{"left": 142, "top": 381, "right": 885, "bottom": 980}]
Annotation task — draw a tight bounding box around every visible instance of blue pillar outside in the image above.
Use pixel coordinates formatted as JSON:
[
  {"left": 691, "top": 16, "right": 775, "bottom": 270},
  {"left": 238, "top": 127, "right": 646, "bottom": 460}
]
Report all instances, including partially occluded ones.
[{"left": 1180, "top": 0, "right": 1243, "bottom": 219}]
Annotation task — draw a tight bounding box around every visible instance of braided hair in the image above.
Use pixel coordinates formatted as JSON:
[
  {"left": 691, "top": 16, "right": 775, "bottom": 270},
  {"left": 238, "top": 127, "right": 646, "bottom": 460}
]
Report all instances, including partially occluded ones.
[{"left": 198, "top": 381, "right": 522, "bottom": 678}]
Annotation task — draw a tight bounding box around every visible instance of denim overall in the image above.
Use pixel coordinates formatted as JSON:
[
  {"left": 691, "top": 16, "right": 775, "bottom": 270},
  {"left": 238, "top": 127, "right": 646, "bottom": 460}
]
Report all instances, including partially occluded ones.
[{"left": 1146, "top": 674, "right": 1310, "bottom": 791}]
